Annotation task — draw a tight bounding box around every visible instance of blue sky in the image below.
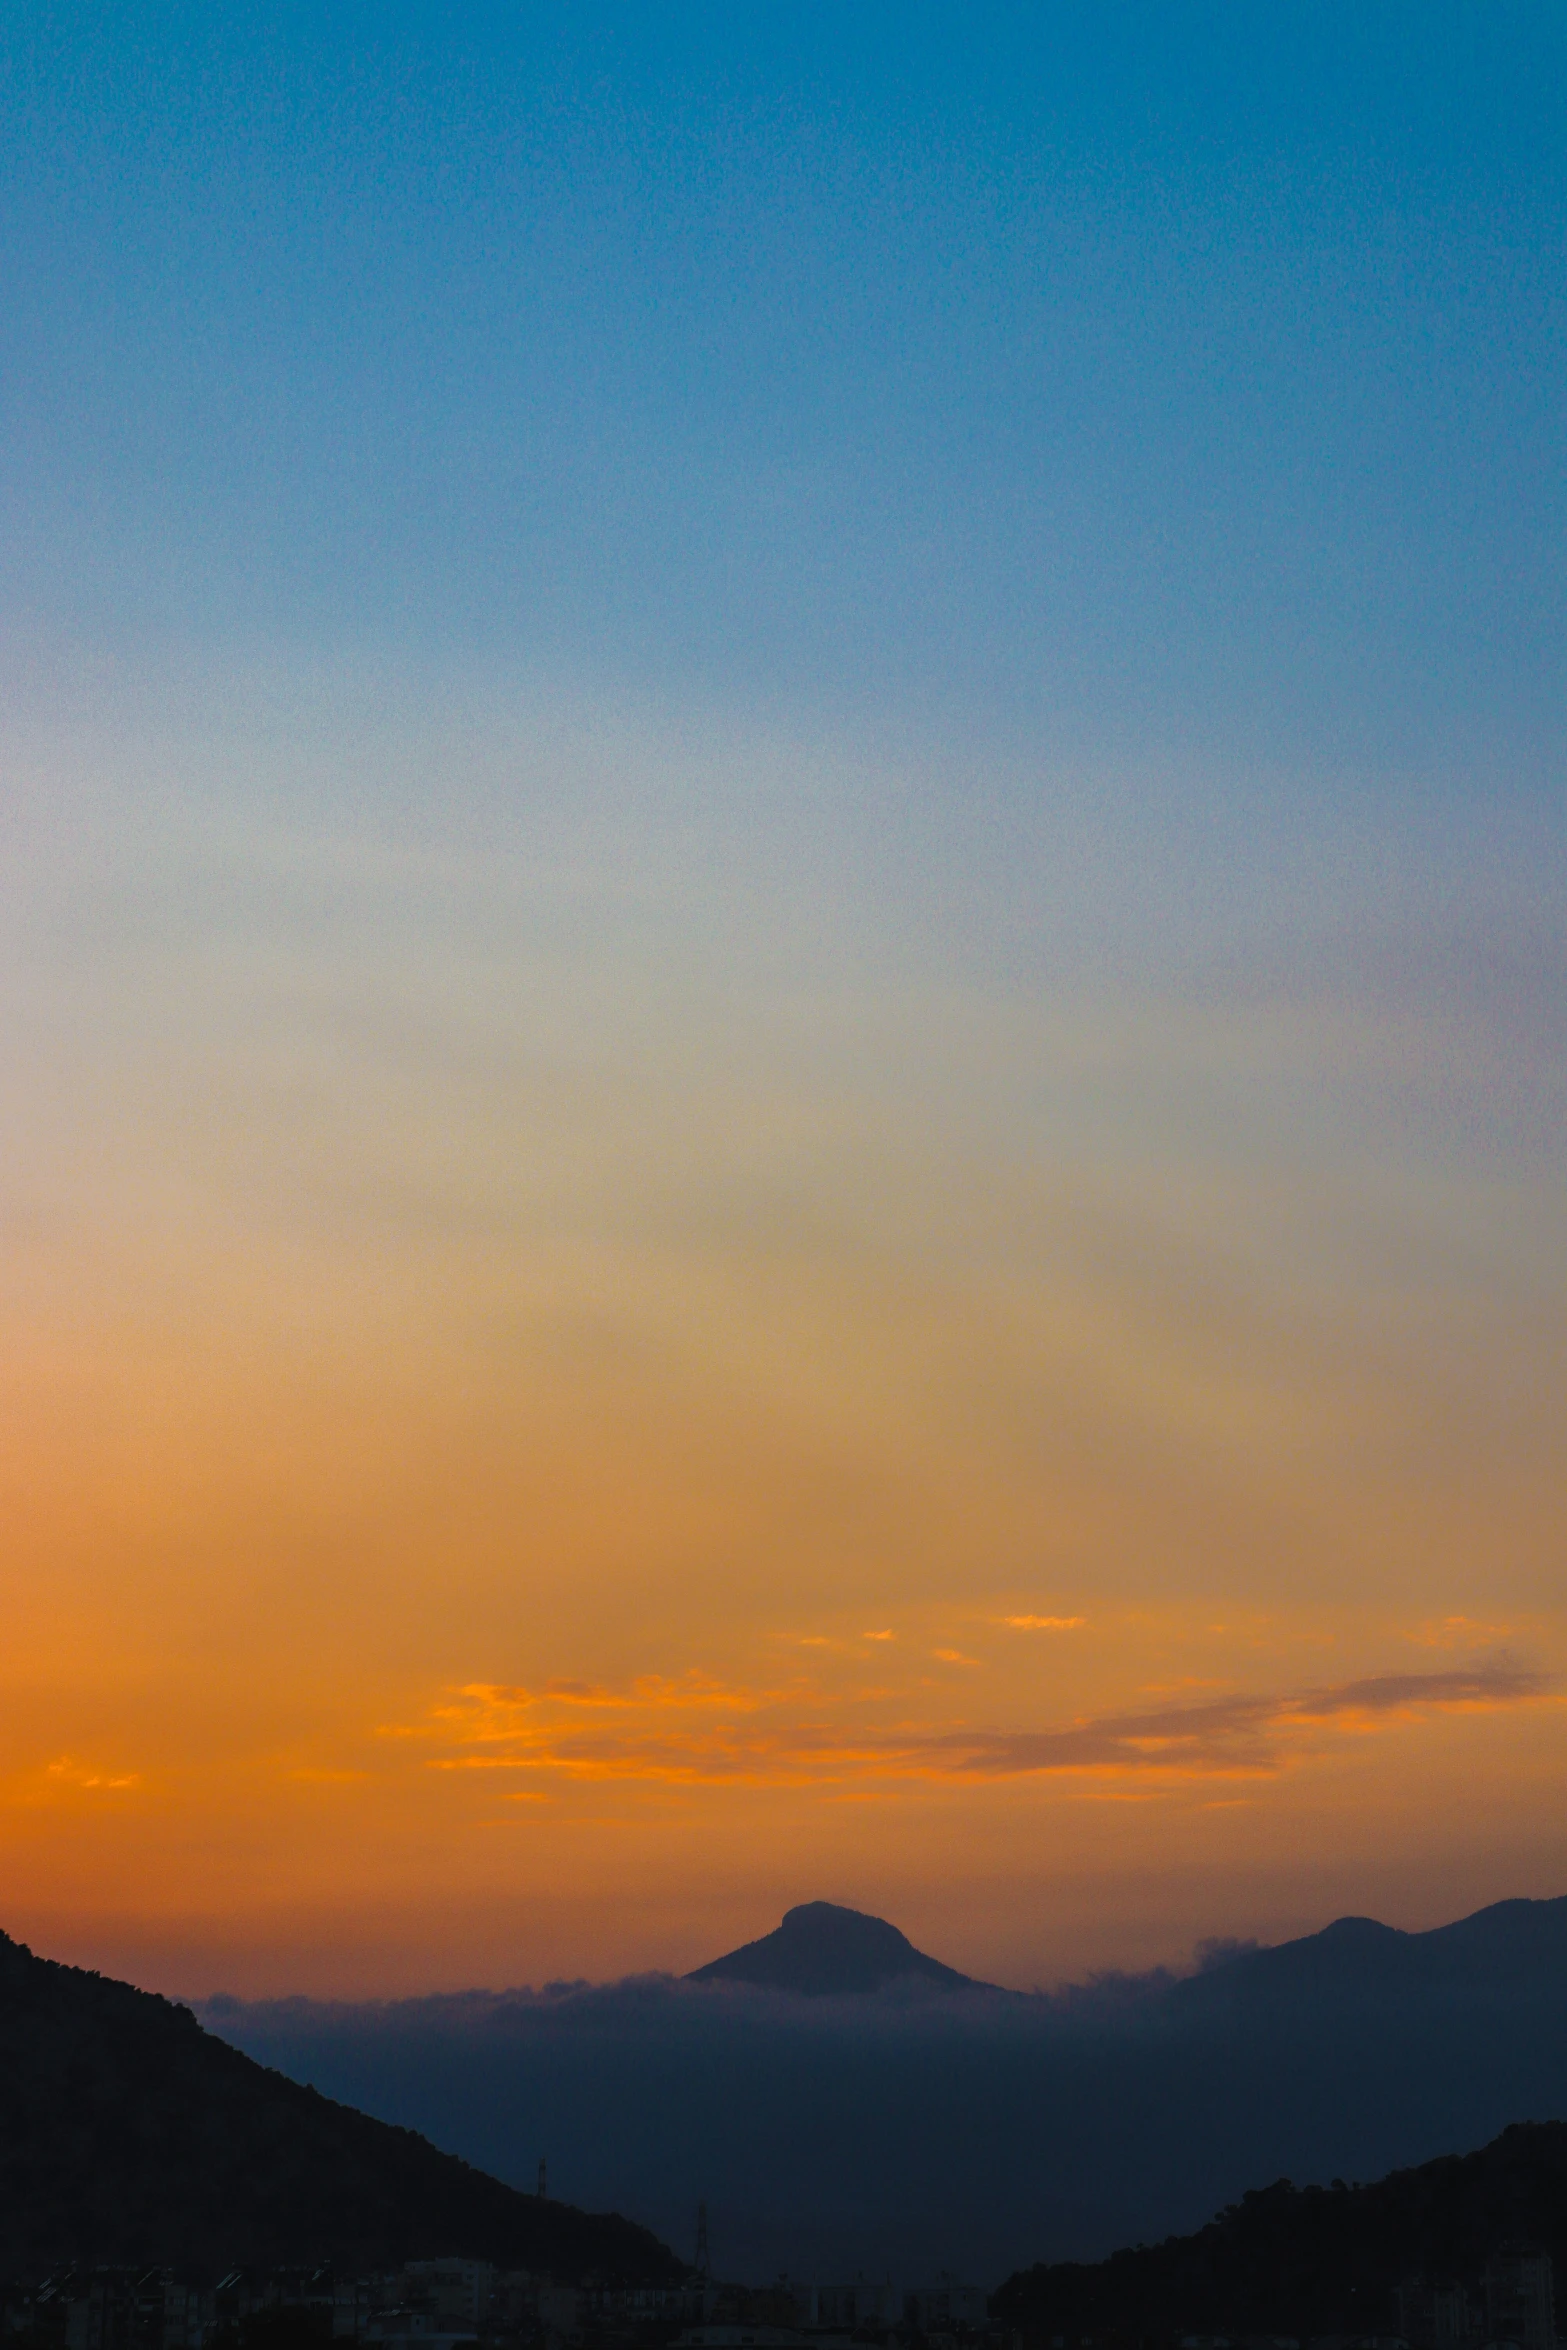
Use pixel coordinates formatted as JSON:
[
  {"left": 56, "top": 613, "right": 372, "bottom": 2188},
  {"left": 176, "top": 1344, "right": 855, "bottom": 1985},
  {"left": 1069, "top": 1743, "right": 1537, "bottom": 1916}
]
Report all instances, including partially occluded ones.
[{"left": 4, "top": 2, "right": 1564, "bottom": 782}]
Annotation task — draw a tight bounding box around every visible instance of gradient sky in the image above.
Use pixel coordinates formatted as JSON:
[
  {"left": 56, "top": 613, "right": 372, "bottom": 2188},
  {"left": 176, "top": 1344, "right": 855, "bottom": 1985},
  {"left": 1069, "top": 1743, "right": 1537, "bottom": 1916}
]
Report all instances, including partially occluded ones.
[{"left": 2, "top": 2, "right": 1564, "bottom": 1997}]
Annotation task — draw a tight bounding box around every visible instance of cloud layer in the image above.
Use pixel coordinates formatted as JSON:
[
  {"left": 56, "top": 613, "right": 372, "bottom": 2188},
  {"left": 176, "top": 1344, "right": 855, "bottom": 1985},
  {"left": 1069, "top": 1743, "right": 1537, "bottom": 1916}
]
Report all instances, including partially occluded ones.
[{"left": 411, "top": 1659, "right": 1549, "bottom": 1788}]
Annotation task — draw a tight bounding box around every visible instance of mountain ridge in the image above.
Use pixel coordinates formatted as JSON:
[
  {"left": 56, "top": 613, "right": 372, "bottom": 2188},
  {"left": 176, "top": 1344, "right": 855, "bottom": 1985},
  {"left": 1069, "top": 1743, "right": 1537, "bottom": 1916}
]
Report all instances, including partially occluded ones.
[
  {"left": 1170, "top": 1892, "right": 1567, "bottom": 2012},
  {"left": 679, "top": 1891, "right": 1567, "bottom": 2007}
]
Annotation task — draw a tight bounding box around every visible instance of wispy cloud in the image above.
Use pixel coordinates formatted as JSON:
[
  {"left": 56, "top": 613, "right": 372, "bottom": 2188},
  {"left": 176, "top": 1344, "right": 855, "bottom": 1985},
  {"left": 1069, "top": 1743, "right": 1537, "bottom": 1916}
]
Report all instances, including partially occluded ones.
[
  {"left": 1001, "top": 1615, "right": 1086, "bottom": 1631},
  {"left": 899, "top": 1666, "right": 1549, "bottom": 1778},
  {"left": 407, "top": 1661, "right": 1549, "bottom": 1791},
  {"left": 42, "top": 1757, "right": 141, "bottom": 1792},
  {"left": 1410, "top": 1615, "right": 1518, "bottom": 1649}
]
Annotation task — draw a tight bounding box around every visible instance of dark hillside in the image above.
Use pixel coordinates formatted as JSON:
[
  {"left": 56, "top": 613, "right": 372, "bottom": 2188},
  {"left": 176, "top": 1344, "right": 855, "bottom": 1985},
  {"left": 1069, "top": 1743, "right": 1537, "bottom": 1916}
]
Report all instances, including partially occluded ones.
[
  {"left": 0, "top": 1932, "right": 681, "bottom": 2280},
  {"left": 994, "top": 2120, "right": 1567, "bottom": 2337}
]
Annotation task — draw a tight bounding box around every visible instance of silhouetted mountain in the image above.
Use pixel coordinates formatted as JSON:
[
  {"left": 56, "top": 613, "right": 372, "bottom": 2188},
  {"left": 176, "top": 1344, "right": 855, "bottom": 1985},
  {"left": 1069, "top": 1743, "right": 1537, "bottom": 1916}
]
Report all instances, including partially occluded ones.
[
  {"left": 1174, "top": 1894, "right": 1567, "bottom": 2015},
  {"left": 201, "top": 1891, "right": 1567, "bottom": 2283},
  {"left": 994, "top": 2119, "right": 1567, "bottom": 2337},
  {"left": 0, "top": 1930, "right": 682, "bottom": 2280},
  {"left": 687, "top": 1901, "right": 981, "bottom": 1995}
]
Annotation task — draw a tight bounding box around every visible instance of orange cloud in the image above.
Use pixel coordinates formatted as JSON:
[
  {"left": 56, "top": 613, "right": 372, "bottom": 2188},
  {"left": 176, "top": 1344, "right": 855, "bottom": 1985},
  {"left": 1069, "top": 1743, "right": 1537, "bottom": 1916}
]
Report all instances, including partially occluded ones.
[
  {"left": 9, "top": 1757, "right": 146, "bottom": 1799},
  {"left": 408, "top": 1659, "right": 1550, "bottom": 1792}
]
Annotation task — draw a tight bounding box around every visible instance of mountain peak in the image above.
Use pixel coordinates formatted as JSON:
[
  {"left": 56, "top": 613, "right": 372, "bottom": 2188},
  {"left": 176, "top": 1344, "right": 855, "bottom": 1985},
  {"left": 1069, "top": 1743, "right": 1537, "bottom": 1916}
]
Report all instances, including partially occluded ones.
[{"left": 688, "top": 1900, "right": 981, "bottom": 1995}]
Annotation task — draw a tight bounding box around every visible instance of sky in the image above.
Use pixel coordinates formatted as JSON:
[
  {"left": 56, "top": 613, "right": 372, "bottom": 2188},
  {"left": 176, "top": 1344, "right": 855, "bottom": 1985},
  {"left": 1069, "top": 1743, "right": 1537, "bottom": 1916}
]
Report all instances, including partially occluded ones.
[{"left": 1, "top": 1, "right": 1565, "bottom": 1999}]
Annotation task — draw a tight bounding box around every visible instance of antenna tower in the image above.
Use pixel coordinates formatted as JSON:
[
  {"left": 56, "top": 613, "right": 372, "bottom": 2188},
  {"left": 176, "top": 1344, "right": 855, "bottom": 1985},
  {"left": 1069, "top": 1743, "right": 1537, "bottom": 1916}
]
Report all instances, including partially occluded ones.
[{"left": 694, "top": 2201, "right": 710, "bottom": 2279}]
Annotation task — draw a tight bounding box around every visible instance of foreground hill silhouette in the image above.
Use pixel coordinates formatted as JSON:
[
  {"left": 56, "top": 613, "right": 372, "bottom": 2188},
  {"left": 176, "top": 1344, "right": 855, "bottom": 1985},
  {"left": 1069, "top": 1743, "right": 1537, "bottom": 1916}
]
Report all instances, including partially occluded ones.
[
  {"left": 995, "top": 2120, "right": 1567, "bottom": 2336},
  {"left": 687, "top": 1900, "right": 982, "bottom": 1994},
  {"left": 0, "top": 1931, "right": 681, "bottom": 2279}
]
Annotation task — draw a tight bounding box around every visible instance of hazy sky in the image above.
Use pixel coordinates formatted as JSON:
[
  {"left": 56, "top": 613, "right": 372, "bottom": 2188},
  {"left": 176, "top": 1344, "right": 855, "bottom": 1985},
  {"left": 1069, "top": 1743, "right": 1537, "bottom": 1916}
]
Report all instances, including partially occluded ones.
[{"left": 3, "top": 2, "right": 1564, "bottom": 1996}]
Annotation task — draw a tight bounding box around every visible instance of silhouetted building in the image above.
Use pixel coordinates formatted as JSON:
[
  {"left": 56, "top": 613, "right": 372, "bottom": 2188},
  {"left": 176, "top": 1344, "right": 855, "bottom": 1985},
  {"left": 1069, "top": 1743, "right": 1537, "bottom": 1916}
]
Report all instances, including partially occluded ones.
[
  {"left": 402, "top": 2264, "right": 495, "bottom": 2333},
  {"left": 535, "top": 2285, "right": 578, "bottom": 2345},
  {"left": 805, "top": 2279, "right": 901, "bottom": 2330},
  {"left": 362, "top": 2319, "right": 477, "bottom": 2350},
  {"left": 1395, "top": 2283, "right": 1473, "bottom": 2348},
  {"left": 907, "top": 2278, "right": 987, "bottom": 2335},
  {"left": 670, "top": 2332, "right": 811, "bottom": 2350},
  {"left": 1483, "top": 2252, "right": 1554, "bottom": 2350}
]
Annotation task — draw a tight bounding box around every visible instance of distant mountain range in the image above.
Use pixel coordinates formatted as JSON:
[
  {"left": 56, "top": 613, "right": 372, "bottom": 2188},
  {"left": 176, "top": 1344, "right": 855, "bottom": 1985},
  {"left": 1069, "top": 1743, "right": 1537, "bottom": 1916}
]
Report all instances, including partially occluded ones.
[
  {"left": 0, "top": 1930, "right": 682, "bottom": 2279},
  {"left": 994, "top": 2119, "right": 1567, "bottom": 2337},
  {"left": 687, "top": 1890, "right": 1567, "bottom": 2009},
  {"left": 201, "top": 1890, "right": 1567, "bottom": 2280},
  {"left": 1166, "top": 1894, "right": 1567, "bottom": 2012},
  {"left": 687, "top": 1900, "right": 981, "bottom": 1995}
]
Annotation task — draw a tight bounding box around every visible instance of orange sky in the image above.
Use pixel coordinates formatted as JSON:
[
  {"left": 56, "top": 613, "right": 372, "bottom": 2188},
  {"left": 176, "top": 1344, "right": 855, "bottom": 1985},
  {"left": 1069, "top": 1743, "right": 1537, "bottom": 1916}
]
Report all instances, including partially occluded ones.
[{"left": 3, "top": 665, "right": 1564, "bottom": 1997}]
